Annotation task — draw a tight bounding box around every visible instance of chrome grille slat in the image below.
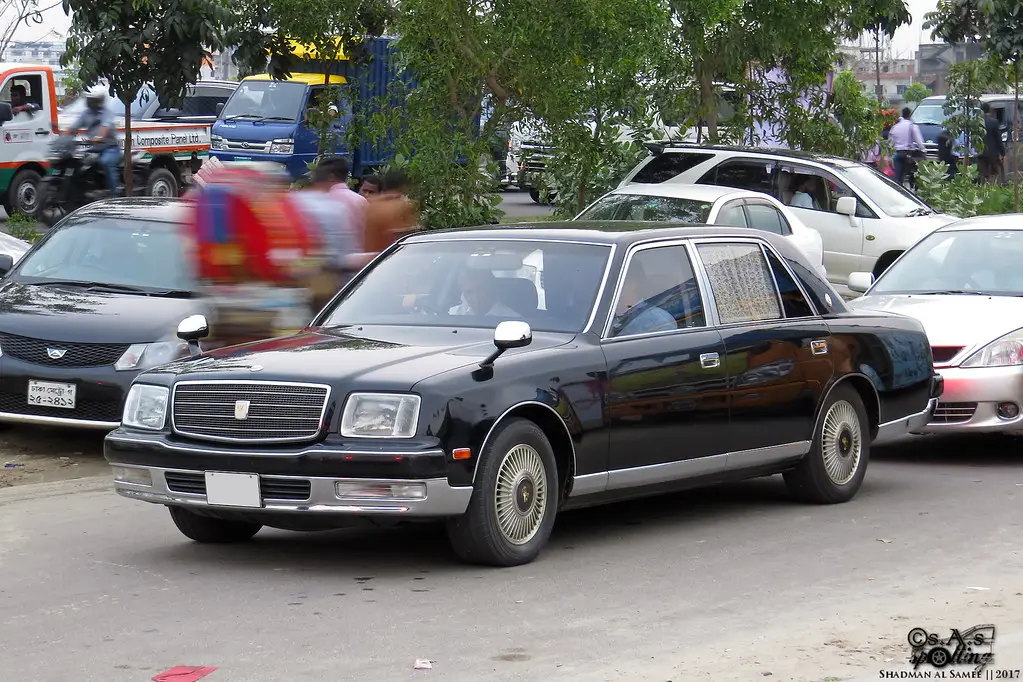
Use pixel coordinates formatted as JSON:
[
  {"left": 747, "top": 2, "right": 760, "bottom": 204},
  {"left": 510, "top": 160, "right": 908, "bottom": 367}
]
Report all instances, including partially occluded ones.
[
  {"left": 930, "top": 401, "right": 978, "bottom": 424},
  {"left": 171, "top": 381, "right": 330, "bottom": 443}
]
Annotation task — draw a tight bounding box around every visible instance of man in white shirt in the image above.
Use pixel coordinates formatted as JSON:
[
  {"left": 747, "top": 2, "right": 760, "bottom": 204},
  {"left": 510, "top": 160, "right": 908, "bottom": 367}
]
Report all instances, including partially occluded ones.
[
  {"left": 449, "top": 269, "right": 518, "bottom": 316},
  {"left": 789, "top": 177, "right": 820, "bottom": 210},
  {"left": 887, "top": 107, "right": 925, "bottom": 187}
]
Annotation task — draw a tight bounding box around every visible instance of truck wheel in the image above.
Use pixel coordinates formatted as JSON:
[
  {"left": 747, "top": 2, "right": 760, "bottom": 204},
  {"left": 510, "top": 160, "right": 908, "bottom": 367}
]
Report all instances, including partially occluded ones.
[
  {"left": 784, "top": 384, "right": 870, "bottom": 504},
  {"left": 8, "top": 169, "right": 42, "bottom": 216},
  {"left": 168, "top": 506, "right": 262, "bottom": 543},
  {"left": 445, "top": 418, "right": 559, "bottom": 567},
  {"left": 146, "top": 168, "right": 179, "bottom": 198}
]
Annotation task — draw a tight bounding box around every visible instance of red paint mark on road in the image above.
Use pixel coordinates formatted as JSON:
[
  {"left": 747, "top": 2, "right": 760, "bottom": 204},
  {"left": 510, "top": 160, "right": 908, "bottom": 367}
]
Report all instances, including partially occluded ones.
[{"left": 152, "top": 666, "right": 218, "bottom": 682}]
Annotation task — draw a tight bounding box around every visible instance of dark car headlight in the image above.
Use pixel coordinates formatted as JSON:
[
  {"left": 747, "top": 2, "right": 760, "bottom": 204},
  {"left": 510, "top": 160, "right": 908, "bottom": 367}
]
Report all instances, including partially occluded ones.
[{"left": 115, "top": 341, "right": 189, "bottom": 371}]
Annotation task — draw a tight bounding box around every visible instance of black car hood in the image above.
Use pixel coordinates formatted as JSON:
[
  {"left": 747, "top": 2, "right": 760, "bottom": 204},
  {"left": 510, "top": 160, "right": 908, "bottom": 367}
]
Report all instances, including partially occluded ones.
[
  {"left": 155, "top": 325, "right": 575, "bottom": 389},
  {"left": 0, "top": 280, "right": 205, "bottom": 343}
]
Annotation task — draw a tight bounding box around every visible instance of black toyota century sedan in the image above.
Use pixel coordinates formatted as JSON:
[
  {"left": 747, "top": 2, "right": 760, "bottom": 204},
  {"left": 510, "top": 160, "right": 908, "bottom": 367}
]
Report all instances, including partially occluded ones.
[
  {"left": 105, "top": 223, "right": 943, "bottom": 566},
  {"left": 0, "top": 198, "right": 205, "bottom": 429}
]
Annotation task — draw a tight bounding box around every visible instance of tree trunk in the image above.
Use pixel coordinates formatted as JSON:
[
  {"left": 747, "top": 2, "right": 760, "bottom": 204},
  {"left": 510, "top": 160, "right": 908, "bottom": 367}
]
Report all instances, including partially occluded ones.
[
  {"left": 1015, "top": 64, "right": 1020, "bottom": 212},
  {"left": 697, "top": 66, "right": 717, "bottom": 143},
  {"left": 875, "top": 31, "right": 882, "bottom": 101},
  {"left": 124, "top": 99, "right": 132, "bottom": 197}
]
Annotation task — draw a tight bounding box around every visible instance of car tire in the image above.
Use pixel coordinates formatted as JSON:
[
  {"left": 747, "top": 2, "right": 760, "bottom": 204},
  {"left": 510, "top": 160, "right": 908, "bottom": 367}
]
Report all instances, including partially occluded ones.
[
  {"left": 8, "top": 168, "right": 42, "bottom": 216},
  {"left": 146, "top": 168, "right": 179, "bottom": 198},
  {"left": 784, "top": 384, "right": 870, "bottom": 504},
  {"left": 529, "top": 188, "right": 541, "bottom": 203},
  {"left": 445, "top": 418, "right": 559, "bottom": 567},
  {"left": 168, "top": 506, "right": 262, "bottom": 543}
]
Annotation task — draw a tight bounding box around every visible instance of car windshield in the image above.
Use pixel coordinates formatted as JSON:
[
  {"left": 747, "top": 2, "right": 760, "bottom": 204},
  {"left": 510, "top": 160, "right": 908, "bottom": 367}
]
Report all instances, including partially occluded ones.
[
  {"left": 12, "top": 216, "right": 193, "bottom": 292},
  {"left": 576, "top": 194, "right": 714, "bottom": 222},
  {"left": 219, "top": 81, "right": 308, "bottom": 122},
  {"left": 320, "top": 239, "right": 612, "bottom": 333},
  {"left": 836, "top": 164, "right": 931, "bottom": 217},
  {"left": 910, "top": 102, "right": 947, "bottom": 126},
  {"left": 870, "top": 229, "right": 1023, "bottom": 296}
]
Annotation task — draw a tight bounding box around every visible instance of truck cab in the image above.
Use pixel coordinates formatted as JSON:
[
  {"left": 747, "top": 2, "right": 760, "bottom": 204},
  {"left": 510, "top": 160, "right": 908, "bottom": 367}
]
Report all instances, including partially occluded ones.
[{"left": 210, "top": 73, "right": 348, "bottom": 180}]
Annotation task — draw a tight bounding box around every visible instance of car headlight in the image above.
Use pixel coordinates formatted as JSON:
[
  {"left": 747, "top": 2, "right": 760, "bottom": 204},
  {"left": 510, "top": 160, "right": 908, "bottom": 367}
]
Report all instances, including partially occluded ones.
[
  {"left": 115, "top": 341, "right": 189, "bottom": 371},
  {"left": 340, "top": 393, "right": 420, "bottom": 438},
  {"left": 961, "top": 328, "right": 1023, "bottom": 368},
  {"left": 122, "top": 384, "right": 169, "bottom": 430},
  {"left": 210, "top": 135, "right": 224, "bottom": 151},
  {"left": 269, "top": 138, "right": 294, "bottom": 155}
]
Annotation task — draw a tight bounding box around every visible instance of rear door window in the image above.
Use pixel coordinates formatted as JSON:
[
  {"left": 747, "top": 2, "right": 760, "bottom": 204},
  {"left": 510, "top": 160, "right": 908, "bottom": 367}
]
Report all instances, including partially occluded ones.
[
  {"left": 695, "top": 242, "right": 783, "bottom": 324},
  {"left": 631, "top": 152, "right": 715, "bottom": 183},
  {"left": 744, "top": 202, "right": 791, "bottom": 236},
  {"left": 699, "top": 160, "right": 775, "bottom": 195}
]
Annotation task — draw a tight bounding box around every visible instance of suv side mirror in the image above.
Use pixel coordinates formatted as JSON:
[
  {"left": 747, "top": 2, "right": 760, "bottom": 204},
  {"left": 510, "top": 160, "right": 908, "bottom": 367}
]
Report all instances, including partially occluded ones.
[
  {"left": 0, "top": 253, "right": 13, "bottom": 276},
  {"left": 216, "top": 102, "right": 224, "bottom": 115},
  {"left": 836, "top": 196, "right": 857, "bottom": 217},
  {"left": 847, "top": 271, "right": 874, "bottom": 294},
  {"left": 177, "top": 314, "right": 209, "bottom": 356},
  {"left": 0, "top": 102, "right": 12, "bottom": 124}
]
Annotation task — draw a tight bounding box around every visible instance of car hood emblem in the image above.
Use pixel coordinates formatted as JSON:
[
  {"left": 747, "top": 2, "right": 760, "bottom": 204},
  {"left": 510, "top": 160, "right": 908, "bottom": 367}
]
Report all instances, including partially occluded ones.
[
  {"left": 46, "top": 348, "right": 67, "bottom": 359},
  {"left": 234, "top": 400, "right": 251, "bottom": 420}
]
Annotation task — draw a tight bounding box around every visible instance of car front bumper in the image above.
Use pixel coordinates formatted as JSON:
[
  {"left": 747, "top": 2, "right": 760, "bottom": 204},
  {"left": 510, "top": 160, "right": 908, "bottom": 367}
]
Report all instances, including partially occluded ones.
[
  {"left": 918, "top": 365, "right": 1023, "bottom": 433},
  {"left": 105, "top": 431, "right": 473, "bottom": 517},
  {"left": 0, "top": 356, "right": 132, "bottom": 429}
]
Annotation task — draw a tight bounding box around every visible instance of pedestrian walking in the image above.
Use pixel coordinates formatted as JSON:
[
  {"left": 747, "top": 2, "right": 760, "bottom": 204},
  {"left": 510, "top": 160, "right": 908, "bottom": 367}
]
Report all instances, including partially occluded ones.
[
  {"left": 936, "top": 127, "right": 959, "bottom": 180},
  {"left": 359, "top": 174, "right": 382, "bottom": 198},
  {"left": 888, "top": 107, "right": 925, "bottom": 188},
  {"left": 364, "top": 169, "right": 419, "bottom": 254},
  {"left": 978, "top": 102, "right": 1005, "bottom": 184}
]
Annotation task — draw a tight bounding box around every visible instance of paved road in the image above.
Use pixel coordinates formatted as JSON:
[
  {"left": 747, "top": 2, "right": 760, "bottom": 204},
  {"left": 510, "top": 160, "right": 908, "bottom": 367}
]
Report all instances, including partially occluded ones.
[
  {"left": 1, "top": 433, "right": 1020, "bottom": 681},
  {"left": 498, "top": 188, "right": 556, "bottom": 220}
]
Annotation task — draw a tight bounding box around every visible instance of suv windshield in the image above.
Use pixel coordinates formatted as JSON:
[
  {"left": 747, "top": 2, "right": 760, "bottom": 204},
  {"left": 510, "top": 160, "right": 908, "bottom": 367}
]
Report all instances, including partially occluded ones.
[
  {"left": 870, "top": 229, "right": 1023, "bottom": 296},
  {"left": 577, "top": 194, "right": 713, "bottom": 222},
  {"left": 910, "top": 102, "right": 947, "bottom": 126},
  {"left": 13, "top": 217, "right": 193, "bottom": 292},
  {"left": 321, "top": 239, "right": 612, "bottom": 333},
  {"left": 836, "top": 165, "right": 932, "bottom": 217},
  {"left": 219, "top": 81, "right": 308, "bottom": 122}
]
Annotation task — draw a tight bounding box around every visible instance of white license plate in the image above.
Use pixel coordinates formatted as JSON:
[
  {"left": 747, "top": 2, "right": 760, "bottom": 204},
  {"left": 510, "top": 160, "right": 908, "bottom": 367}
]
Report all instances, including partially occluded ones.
[
  {"left": 204, "top": 472, "right": 261, "bottom": 508},
  {"left": 27, "top": 380, "right": 76, "bottom": 409}
]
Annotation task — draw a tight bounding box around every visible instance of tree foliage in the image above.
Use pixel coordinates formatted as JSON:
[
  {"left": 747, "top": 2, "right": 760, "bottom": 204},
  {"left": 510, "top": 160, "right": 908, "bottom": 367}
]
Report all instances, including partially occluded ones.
[
  {"left": 62, "top": 0, "right": 234, "bottom": 195},
  {"left": 904, "top": 81, "right": 932, "bottom": 103}
]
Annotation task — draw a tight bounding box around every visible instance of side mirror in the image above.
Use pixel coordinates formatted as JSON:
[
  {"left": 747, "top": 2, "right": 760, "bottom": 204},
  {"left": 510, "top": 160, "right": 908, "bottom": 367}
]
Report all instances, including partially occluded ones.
[
  {"left": 0, "top": 253, "right": 13, "bottom": 277},
  {"left": 847, "top": 271, "right": 874, "bottom": 294},
  {"left": 836, "top": 196, "right": 857, "bottom": 217},
  {"left": 177, "top": 314, "right": 209, "bottom": 356},
  {"left": 479, "top": 320, "right": 532, "bottom": 368},
  {"left": 0, "top": 102, "right": 12, "bottom": 124},
  {"left": 216, "top": 102, "right": 224, "bottom": 115}
]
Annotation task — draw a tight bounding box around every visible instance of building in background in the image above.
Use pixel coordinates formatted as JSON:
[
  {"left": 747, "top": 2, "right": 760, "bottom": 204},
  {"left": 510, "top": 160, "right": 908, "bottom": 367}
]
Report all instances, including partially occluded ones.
[
  {"left": 838, "top": 33, "right": 916, "bottom": 105},
  {"left": 916, "top": 42, "right": 983, "bottom": 95},
  {"left": 3, "top": 40, "right": 68, "bottom": 96}
]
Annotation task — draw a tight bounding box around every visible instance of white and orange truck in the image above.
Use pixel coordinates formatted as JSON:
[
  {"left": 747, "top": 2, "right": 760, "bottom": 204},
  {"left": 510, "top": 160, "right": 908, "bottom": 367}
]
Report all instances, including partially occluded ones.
[{"left": 0, "top": 63, "right": 211, "bottom": 216}]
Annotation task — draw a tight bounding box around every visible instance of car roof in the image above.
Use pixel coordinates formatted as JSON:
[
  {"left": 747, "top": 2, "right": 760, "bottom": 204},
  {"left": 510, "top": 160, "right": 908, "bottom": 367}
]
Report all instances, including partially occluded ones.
[
  {"left": 405, "top": 221, "right": 784, "bottom": 246},
  {"left": 644, "top": 142, "right": 861, "bottom": 170},
  {"left": 936, "top": 214, "right": 1023, "bottom": 232},
  {"left": 919, "top": 94, "right": 1012, "bottom": 104},
  {"left": 65, "top": 197, "right": 187, "bottom": 223},
  {"left": 607, "top": 183, "right": 750, "bottom": 201}
]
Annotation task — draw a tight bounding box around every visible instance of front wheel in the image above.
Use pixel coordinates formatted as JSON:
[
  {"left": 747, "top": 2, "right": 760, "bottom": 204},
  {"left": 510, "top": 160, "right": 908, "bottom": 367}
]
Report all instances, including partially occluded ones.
[
  {"left": 446, "top": 418, "right": 559, "bottom": 566},
  {"left": 36, "top": 181, "right": 68, "bottom": 228},
  {"left": 784, "top": 384, "right": 870, "bottom": 504},
  {"left": 168, "top": 506, "right": 262, "bottom": 543},
  {"left": 146, "top": 168, "right": 179, "bottom": 197}
]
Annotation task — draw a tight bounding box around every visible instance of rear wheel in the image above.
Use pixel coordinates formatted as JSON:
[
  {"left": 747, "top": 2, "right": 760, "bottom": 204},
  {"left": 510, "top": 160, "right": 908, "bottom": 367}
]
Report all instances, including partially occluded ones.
[
  {"left": 146, "top": 168, "right": 179, "bottom": 198},
  {"left": 8, "top": 168, "right": 42, "bottom": 216},
  {"left": 36, "top": 182, "right": 67, "bottom": 228},
  {"left": 445, "top": 418, "right": 559, "bottom": 566},
  {"left": 168, "top": 506, "right": 262, "bottom": 543},
  {"left": 784, "top": 384, "right": 871, "bottom": 504}
]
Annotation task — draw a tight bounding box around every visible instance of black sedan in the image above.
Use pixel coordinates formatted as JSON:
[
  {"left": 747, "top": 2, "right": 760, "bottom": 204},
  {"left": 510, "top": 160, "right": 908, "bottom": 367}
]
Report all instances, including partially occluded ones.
[
  {"left": 0, "top": 198, "right": 205, "bottom": 429},
  {"left": 105, "top": 223, "right": 942, "bottom": 566}
]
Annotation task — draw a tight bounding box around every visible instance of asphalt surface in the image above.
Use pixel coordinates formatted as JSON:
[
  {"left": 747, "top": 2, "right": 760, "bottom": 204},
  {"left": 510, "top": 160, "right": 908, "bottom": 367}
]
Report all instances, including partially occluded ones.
[
  {"left": 498, "top": 187, "right": 556, "bottom": 219},
  {"left": 1, "top": 433, "right": 1021, "bottom": 681}
]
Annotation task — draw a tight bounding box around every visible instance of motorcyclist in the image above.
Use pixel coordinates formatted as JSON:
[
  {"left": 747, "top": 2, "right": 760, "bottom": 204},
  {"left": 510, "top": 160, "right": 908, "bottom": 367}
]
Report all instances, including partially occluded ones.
[{"left": 61, "top": 85, "right": 121, "bottom": 195}]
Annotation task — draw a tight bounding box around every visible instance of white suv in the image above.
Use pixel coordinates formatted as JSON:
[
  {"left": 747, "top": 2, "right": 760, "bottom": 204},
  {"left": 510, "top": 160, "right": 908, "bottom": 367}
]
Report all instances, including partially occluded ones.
[{"left": 619, "top": 144, "right": 959, "bottom": 286}]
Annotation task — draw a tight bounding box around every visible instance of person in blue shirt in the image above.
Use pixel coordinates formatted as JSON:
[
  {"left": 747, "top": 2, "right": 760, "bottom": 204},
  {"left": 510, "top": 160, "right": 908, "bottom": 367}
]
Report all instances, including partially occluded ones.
[
  {"left": 61, "top": 85, "right": 121, "bottom": 194},
  {"left": 611, "top": 265, "right": 676, "bottom": 337}
]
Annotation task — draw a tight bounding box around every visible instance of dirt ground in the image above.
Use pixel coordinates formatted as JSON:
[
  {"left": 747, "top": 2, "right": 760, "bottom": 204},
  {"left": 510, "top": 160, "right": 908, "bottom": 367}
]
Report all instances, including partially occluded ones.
[{"left": 0, "top": 425, "right": 109, "bottom": 488}]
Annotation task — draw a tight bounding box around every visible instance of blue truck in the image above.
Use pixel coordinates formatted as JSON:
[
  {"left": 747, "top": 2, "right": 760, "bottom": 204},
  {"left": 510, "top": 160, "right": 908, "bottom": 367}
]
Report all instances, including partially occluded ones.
[{"left": 209, "top": 37, "right": 406, "bottom": 180}]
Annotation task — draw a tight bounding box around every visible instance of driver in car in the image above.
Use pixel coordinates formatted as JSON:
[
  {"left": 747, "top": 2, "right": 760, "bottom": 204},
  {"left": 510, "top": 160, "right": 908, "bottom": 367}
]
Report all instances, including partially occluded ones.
[{"left": 449, "top": 268, "right": 517, "bottom": 316}]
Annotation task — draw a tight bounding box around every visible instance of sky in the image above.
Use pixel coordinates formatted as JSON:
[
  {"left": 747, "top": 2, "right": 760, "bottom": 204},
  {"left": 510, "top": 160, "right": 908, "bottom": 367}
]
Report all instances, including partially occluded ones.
[{"left": 13, "top": 0, "right": 940, "bottom": 57}]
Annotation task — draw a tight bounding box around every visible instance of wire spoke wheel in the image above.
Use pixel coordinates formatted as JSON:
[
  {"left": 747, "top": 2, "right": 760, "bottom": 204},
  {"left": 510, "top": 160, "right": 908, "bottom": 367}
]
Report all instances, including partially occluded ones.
[
  {"left": 821, "top": 399, "right": 862, "bottom": 486},
  {"left": 493, "top": 443, "right": 548, "bottom": 545}
]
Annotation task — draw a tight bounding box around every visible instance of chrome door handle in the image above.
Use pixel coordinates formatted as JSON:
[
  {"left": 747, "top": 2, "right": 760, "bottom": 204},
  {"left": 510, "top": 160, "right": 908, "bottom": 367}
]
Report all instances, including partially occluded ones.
[{"left": 700, "top": 352, "right": 720, "bottom": 369}]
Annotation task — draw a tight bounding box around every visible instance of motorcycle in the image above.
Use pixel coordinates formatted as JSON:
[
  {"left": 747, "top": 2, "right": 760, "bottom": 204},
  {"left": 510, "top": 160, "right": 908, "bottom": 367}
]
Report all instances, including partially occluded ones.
[{"left": 37, "top": 135, "right": 148, "bottom": 227}]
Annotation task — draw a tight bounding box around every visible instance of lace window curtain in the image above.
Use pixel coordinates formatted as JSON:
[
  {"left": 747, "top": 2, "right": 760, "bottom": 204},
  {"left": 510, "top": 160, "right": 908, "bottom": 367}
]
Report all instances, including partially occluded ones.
[{"left": 697, "top": 243, "right": 782, "bottom": 324}]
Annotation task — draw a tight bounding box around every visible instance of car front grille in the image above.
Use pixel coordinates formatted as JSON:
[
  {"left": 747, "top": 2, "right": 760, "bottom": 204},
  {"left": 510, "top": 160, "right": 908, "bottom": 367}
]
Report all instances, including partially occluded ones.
[
  {"left": 171, "top": 381, "right": 330, "bottom": 443},
  {"left": 163, "top": 471, "right": 312, "bottom": 501},
  {"left": 0, "top": 333, "right": 129, "bottom": 368},
  {"left": 931, "top": 346, "right": 963, "bottom": 365},
  {"left": 930, "top": 401, "right": 978, "bottom": 424}
]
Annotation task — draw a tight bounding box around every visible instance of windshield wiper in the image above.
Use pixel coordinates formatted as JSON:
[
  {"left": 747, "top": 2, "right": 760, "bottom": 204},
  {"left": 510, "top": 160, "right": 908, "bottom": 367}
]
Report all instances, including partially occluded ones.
[
  {"left": 28, "top": 280, "right": 170, "bottom": 295},
  {"left": 905, "top": 207, "right": 933, "bottom": 217},
  {"left": 222, "top": 114, "right": 261, "bottom": 121},
  {"left": 252, "top": 116, "right": 295, "bottom": 123},
  {"left": 914, "top": 289, "right": 987, "bottom": 296}
]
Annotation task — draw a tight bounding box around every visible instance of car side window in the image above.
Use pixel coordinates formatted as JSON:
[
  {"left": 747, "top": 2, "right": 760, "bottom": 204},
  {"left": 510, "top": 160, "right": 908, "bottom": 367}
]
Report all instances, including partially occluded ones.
[
  {"left": 778, "top": 164, "right": 872, "bottom": 218},
  {"left": 716, "top": 201, "right": 748, "bottom": 228},
  {"left": 699, "top": 160, "right": 774, "bottom": 194},
  {"left": 763, "top": 247, "right": 816, "bottom": 318},
  {"left": 631, "top": 152, "right": 716, "bottom": 183},
  {"left": 696, "top": 242, "right": 783, "bottom": 324},
  {"left": 609, "top": 245, "right": 706, "bottom": 338},
  {"left": 743, "top": 202, "right": 791, "bottom": 236}
]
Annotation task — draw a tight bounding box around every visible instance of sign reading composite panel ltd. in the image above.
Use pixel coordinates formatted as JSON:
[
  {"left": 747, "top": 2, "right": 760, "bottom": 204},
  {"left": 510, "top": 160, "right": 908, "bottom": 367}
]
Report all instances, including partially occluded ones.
[{"left": 129, "top": 129, "right": 209, "bottom": 150}]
